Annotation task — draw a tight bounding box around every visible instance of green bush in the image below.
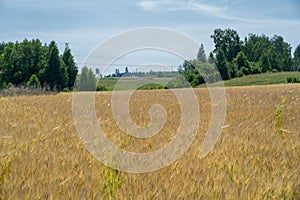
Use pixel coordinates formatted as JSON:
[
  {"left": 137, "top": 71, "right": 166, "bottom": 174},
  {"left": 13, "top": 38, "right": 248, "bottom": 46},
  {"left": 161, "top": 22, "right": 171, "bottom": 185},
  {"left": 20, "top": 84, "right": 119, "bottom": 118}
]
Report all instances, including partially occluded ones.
[
  {"left": 250, "top": 64, "right": 262, "bottom": 74},
  {"left": 236, "top": 70, "right": 245, "bottom": 78},
  {"left": 27, "top": 74, "right": 41, "bottom": 88},
  {"left": 0, "top": 82, "right": 6, "bottom": 89},
  {"left": 1, "top": 82, "right": 13, "bottom": 89},
  {"left": 287, "top": 76, "right": 300, "bottom": 83},
  {"left": 96, "top": 84, "right": 108, "bottom": 91},
  {"left": 166, "top": 76, "right": 190, "bottom": 88},
  {"left": 61, "top": 87, "right": 70, "bottom": 92},
  {"left": 137, "top": 83, "right": 166, "bottom": 90},
  {"left": 240, "top": 67, "right": 250, "bottom": 75}
]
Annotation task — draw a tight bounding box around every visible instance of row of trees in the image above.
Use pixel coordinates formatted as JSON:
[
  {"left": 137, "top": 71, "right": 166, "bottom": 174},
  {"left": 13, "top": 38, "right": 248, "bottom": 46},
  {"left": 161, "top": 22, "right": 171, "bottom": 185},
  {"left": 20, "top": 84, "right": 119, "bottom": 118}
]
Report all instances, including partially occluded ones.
[
  {"left": 182, "top": 29, "right": 300, "bottom": 85},
  {"left": 106, "top": 67, "right": 178, "bottom": 78},
  {"left": 0, "top": 39, "right": 78, "bottom": 91},
  {"left": 1, "top": 29, "right": 299, "bottom": 92}
]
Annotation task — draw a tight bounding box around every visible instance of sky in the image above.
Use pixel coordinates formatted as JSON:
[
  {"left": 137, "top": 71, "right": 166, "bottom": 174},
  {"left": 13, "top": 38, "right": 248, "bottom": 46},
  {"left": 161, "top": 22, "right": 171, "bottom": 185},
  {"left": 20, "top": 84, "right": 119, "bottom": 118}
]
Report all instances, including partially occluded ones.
[{"left": 1, "top": 0, "right": 300, "bottom": 74}]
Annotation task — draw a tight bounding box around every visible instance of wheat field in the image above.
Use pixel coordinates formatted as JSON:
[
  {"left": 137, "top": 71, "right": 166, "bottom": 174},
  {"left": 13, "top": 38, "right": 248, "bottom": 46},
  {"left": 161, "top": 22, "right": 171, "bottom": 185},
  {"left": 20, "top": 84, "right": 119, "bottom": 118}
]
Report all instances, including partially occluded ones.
[{"left": 0, "top": 84, "right": 299, "bottom": 199}]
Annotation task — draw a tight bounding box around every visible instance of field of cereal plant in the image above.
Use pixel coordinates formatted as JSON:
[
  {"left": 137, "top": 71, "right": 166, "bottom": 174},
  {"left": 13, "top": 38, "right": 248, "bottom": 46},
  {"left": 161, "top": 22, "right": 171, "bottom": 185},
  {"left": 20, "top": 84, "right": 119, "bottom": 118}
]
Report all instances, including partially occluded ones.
[{"left": 0, "top": 84, "right": 299, "bottom": 199}]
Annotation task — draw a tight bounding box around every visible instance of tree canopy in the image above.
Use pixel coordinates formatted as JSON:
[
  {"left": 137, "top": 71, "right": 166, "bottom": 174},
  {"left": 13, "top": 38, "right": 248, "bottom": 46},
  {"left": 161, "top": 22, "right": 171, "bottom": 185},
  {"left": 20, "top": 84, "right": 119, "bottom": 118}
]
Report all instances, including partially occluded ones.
[
  {"left": 0, "top": 39, "right": 78, "bottom": 91},
  {"left": 77, "top": 66, "right": 96, "bottom": 91},
  {"left": 180, "top": 28, "right": 298, "bottom": 87},
  {"left": 209, "top": 28, "right": 297, "bottom": 80}
]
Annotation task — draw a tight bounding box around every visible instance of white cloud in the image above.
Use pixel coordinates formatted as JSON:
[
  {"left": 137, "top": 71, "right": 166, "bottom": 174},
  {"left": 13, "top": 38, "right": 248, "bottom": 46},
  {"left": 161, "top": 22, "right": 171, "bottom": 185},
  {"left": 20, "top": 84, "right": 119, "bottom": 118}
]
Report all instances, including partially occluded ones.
[
  {"left": 137, "top": 0, "right": 272, "bottom": 23},
  {"left": 138, "top": 0, "right": 178, "bottom": 12},
  {"left": 187, "top": 1, "right": 228, "bottom": 18},
  {"left": 138, "top": 0, "right": 229, "bottom": 17},
  {"left": 139, "top": 0, "right": 300, "bottom": 24}
]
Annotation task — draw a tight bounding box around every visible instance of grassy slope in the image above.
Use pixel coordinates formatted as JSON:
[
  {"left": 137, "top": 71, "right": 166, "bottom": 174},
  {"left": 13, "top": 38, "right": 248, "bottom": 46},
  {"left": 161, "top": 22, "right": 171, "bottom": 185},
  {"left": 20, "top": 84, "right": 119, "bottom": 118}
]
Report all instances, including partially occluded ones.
[
  {"left": 97, "top": 77, "right": 171, "bottom": 91},
  {"left": 223, "top": 72, "right": 300, "bottom": 87},
  {"left": 100, "top": 73, "right": 300, "bottom": 91}
]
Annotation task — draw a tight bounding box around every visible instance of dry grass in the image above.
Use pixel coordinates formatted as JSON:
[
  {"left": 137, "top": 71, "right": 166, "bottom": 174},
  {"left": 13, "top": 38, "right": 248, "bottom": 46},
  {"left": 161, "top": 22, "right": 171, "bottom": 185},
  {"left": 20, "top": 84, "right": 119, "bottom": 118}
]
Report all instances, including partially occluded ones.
[{"left": 0, "top": 84, "right": 299, "bottom": 199}]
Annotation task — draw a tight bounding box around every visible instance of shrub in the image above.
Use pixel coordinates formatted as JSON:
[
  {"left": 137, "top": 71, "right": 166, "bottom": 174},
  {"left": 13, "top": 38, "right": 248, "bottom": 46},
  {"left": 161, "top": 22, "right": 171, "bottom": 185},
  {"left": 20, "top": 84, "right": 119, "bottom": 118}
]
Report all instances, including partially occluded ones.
[
  {"left": 61, "top": 88, "right": 70, "bottom": 92},
  {"left": 236, "top": 70, "right": 244, "bottom": 78},
  {"left": 166, "top": 76, "right": 190, "bottom": 88},
  {"left": 27, "top": 74, "right": 41, "bottom": 88},
  {"left": 240, "top": 67, "right": 250, "bottom": 75},
  {"left": 1, "top": 82, "right": 13, "bottom": 89},
  {"left": 96, "top": 84, "right": 108, "bottom": 91},
  {"left": 287, "top": 76, "right": 300, "bottom": 83},
  {"left": 137, "top": 83, "right": 166, "bottom": 90},
  {"left": 250, "top": 64, "right": 262, "bottom": 74}
]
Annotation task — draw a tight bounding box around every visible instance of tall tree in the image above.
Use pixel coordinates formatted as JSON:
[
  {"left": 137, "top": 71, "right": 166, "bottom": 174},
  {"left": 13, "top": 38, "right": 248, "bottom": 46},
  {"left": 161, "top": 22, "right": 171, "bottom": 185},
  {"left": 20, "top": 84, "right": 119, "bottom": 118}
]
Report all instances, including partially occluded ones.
[
  {"left": 208, "top": 52, "right": 214, "bottom": 64},
  {"left": 78, "top": 66, "right": 96, "bottom": 91},
  {"left": 79, "top": 66, "right": 88, "bottom": 91},
  {"left": 30, "top": 39, "right": 46, "bottom": 78},
  {"left": 180, "top": 60, "right": 204, "bottom": 87},
  {"left": 211, "top": 28, "right": 242, "bottom": 62},
  {"left": 260, "top": 51, "right": 271, "bottom": 73},
  {"left": 271, "top": 35, "right": 292, "bottom": 71},
  {"left": 88, "top": 68, "right": 96, "bottom": 90},
  {"left": 45, "top": 41, "right": 67, "bottom": 91},
  {"left": 62, "top": 48, "right": 78, "bottom": 90},
  {"left": 57, "top": 59, "right": 68, "bottom": 91},
  {"left": 215, "top": 49, "right": 230, "bottom": 80},
  {"left": 0, "top": 42, "right": 14, "bottom": 85},
  {"left": 244, "top": 34, "right": 271, "bottom": 63},
  {"left": 197, "top": 44, "right": 206, "bottom": 62},
  {"left": 27, "top": 74, "right": 41, "bottom": 88},
  {"left": 10, "top": 42, "right": 24, "bottom": 85},
  {"left": 0, "top": 42, "right": 6, "bottom": 55},
  {"left": 233, "top": 51, "right": 251, "bottom": 75},
  {"left": 96, "top": 68, "right": 100, "bottom": 77},
  {"left": 244, "top": 34, "right": 292, "bottom": 72},
  {"left": 37, "top": 43, "right": 49, "bottom": 87},
  {"left": 293, "top": 44, "right": 300, "bottom": 71},
  {"left": 114, "top": 68, "right": 120, "bottom": 77}
]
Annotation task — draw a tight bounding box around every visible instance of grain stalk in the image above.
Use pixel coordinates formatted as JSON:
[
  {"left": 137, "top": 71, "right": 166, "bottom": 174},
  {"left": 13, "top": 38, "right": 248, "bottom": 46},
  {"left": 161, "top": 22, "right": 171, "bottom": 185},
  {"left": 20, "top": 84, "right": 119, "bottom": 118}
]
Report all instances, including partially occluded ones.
[{"left": 275, "top": 98, "right": 286, "bottom": 136}]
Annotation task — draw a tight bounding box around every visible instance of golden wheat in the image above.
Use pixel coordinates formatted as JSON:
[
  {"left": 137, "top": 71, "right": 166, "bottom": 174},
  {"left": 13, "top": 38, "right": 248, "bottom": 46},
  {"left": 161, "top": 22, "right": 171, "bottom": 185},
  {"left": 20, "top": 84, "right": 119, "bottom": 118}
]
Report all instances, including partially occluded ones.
[{"left": 0, "top": 84, "right": 299, "bottom": 199}]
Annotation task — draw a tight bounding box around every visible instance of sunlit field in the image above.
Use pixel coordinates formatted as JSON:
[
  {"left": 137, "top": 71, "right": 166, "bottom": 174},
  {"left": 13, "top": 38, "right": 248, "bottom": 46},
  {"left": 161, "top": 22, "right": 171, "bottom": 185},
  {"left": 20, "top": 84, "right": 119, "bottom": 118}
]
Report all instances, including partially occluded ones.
[{"left": 1, "top": 84, "right": 299, "bottom": 199}]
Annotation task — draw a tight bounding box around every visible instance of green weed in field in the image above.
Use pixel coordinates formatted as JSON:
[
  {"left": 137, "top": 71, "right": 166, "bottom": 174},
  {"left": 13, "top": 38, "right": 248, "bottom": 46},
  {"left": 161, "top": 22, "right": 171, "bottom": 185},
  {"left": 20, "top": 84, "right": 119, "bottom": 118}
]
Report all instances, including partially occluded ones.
[{"left": 275, "top": 98, "right": 286, "bottom": 136}]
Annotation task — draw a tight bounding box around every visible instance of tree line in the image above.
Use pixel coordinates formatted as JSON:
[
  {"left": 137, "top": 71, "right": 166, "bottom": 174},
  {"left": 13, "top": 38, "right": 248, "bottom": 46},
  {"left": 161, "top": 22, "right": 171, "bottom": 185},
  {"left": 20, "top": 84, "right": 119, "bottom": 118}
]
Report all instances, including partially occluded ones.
[
  {"left": 105, "top": 67, "right": 178, "bottom": 78},
  {"left": 181, "top": 28, "right": 300, "bottom": 86},
  {"left": 1, "top": 29, "right": 299, "bottom": 92},
  {"left": 0, "top": 39, "right": 78, "bottom": 91}
]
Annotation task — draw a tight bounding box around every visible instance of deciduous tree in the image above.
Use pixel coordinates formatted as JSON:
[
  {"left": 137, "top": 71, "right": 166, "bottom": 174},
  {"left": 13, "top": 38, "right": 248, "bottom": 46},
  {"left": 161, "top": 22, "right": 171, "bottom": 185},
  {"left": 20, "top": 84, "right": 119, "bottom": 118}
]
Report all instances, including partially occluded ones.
[
  {"left": 215, "top": 49, "right": 230, "bottom": 80},
  {"left": 197, "top": 44, "right": 206, "bottom": 62}
]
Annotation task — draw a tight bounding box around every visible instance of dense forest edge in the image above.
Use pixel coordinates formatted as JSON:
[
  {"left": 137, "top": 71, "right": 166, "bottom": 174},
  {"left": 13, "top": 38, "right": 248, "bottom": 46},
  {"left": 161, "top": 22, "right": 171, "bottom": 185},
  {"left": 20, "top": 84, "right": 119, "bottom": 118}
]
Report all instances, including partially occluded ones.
[{"left": 0, "top": 28, "right": 300, "bottom": 94}]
